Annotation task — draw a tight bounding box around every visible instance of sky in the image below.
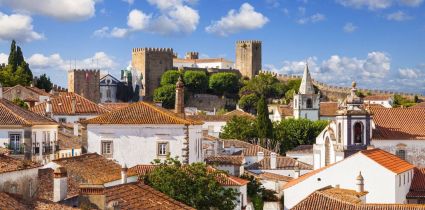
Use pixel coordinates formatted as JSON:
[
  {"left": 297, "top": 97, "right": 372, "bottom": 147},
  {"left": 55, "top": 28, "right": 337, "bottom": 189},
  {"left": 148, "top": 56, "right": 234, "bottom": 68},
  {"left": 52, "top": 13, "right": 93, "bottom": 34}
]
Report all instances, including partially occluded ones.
[{"left": 0, "top": 0, "right": 424, "bottom": 93}]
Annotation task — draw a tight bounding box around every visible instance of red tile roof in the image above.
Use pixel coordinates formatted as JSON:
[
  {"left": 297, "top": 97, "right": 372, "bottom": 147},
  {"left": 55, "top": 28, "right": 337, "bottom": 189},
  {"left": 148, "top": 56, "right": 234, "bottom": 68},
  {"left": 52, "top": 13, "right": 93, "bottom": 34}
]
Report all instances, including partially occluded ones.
[
  {"left": 408, "top": 168, "right": 425, "bottom": 198},
  {"left": 319, "top": 102, "right": 339, "bottom": 117},
  {"left": 0, "top": 192, "right": 78, "bottom": 210},
  {"left": 246, "top": 156, "right": 312, "bottom": 170},
  {"left": 370, "top": 106, "right": 425, "bottom": 140},
  {"left": 173, "top": 58, "right": 232, "bottom": 63},
  {"left": 0, "top": 99, "right": 57, "bottom": 126},
  {"left": 222, "top": 139, "right": 253, "bottom": 149},
  {"left": 224, "top": 109, "right": 256, "bottom": 119},
  {"left": 58, "top": 131, "right": 82, "bottom": 150},
  {"left": 0, "top": 154, "right": 40, "bottom": 174},
  {"left": 30, "top": 92, "right": 109, "bottom": 116},
  {"left": 99, "top": 102, "right": 131, "bottom": 111},
  {"left": 360, "top": 149, "right": 414, "bottom": 174},
  {"left": 82, "top": 101, "right": 202, "bottom": 125},
  {"left": 205, "top": 156, "right": 244, "bottom": 165},
  {"left": 363, "top": 95, "right": 392, "bottom": 101},
  {"left": 283, "top": 163, "right": 336, "bottom": 190}
]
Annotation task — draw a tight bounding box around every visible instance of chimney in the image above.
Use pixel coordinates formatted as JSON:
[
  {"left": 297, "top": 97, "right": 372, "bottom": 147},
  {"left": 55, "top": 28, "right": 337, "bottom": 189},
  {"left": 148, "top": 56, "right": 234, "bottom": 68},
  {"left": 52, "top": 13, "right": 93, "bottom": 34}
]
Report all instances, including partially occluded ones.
[
  {"left": 79, "top": 184, "right": 106, "bottom": 209},
  {"left": 73, "top": 124, "right": 79, "bottom": 136},
  {"left": 53, "top": 166, "right": 68, "bottom": 202},
  {"left": 356, "top": 171, "right": 364, "bottom": 193},
  {"left": 230, "top": 145, "right": 235, "bottom": 154},
  {"left": 71, "top": 96, "right": 76, "bottom": 114},
  {"left": 121, "top": 164, "right": 128, "bottom": 184},
  {"left": 0, "top": 82, "right": 2, "bottom": 99},
  {"left": 294, "top": 160, "right": 300, "bottom": 178},
  {"left": 175, "top": 76, "right": 184, "bottom": 116},
  {"left": 270, "top": 152, "right": 277, "bottom": 169},
  {"left": 45, "top": 99, "right": 52, "bottom": 117},
  {"left": 257, "top": 151, "right": 264, "bottom": 162}
]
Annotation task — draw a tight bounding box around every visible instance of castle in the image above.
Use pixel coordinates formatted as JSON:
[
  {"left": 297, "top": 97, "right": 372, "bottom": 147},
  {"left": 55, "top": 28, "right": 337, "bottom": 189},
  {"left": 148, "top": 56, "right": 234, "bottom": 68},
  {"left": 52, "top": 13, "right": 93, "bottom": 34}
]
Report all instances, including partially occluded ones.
[
  {"left": 235, "top": 40, "right": 262, "bottom": 79},
  {"left": 67, "top": 69, "right": 100, "bottom": 103}
]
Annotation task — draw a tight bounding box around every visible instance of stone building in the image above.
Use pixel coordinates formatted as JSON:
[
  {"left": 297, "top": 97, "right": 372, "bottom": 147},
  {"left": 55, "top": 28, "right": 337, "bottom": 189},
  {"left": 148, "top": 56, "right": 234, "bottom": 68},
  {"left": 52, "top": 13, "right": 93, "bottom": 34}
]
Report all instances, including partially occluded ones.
[
  {"left": 131, "top": 48, "right": 174, "bottom": 100},
  {"left": 67, "top": 69, "right": 100, "bottom": 103},
  {"left": 235, "top": 40, "right": 262, "bottom": 79}
]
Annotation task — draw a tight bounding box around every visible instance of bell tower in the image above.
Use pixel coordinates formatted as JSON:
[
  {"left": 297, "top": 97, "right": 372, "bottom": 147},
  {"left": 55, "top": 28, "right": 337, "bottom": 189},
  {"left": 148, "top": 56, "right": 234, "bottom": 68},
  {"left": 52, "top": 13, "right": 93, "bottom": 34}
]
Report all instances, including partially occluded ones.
[{"left": 293, "top": 64, "right": 320, "bottom": 121}]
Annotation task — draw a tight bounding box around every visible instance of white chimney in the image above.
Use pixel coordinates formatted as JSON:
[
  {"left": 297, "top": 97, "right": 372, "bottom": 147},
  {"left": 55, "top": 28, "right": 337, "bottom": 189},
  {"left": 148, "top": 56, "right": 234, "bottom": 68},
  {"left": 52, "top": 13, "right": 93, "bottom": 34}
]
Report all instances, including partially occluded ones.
[
  {"left": 356, "top": 171, "right": 364, "bottom": 193},
  {"left": 270, "top": 152, "right": 277, "bottom": 169},
  {"left": 45, "top": 99, "right": 52, "bottom": 116},
  {"left": 257, "top": 151, "right": 264, "bottom": 162},
  {"left": 0, "top": 82, "right": 3, "bottom": 99},
  {"left": 121, "top": 164, "right": 128, "bottom": 184},
  {"left": 71, "top": 96, "right": 76, "bottom": 114},
  {"left": 53, "top": 166, "right": 68, "bottom": 202},
  {"left": 73, "top": 124, "right": 79, "bottom": 136}
]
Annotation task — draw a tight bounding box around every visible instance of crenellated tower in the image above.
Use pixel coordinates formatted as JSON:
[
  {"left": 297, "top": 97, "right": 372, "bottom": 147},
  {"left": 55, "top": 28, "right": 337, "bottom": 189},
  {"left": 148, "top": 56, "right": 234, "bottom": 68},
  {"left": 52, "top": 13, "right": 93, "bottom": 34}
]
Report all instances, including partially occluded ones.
[
  {"left": 235, "top": 40, "right": 262, "bottom": 79},
  {"left": 67, "top": 69, "right": 100, "bottom": 103}
]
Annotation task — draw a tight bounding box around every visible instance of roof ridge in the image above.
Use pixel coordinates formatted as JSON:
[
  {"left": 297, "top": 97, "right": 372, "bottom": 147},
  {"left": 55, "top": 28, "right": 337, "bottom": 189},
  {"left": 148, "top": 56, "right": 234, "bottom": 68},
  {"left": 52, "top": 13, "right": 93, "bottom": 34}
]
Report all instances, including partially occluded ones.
[{"left": 140, "top": 102, "right": 196, "bottom": 125}]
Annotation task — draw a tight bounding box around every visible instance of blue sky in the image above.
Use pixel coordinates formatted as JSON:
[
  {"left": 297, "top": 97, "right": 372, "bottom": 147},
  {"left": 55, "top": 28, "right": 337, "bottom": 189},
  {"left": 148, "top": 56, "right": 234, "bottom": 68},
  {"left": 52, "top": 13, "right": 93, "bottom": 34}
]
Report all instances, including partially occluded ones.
[{"left": 0, "top": 0, "right": 424, "bottom": 93}]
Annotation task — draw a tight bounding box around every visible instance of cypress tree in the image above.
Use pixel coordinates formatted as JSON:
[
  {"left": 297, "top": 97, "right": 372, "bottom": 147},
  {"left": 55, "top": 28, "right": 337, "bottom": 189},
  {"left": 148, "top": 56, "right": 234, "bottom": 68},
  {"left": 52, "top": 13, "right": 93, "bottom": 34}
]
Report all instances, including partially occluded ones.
[
  {"left": 8, "top": 40, "right": 17, "bottom": 71},
  {"left": 256, "top": 96, "right": 273, "bottom": 147}
]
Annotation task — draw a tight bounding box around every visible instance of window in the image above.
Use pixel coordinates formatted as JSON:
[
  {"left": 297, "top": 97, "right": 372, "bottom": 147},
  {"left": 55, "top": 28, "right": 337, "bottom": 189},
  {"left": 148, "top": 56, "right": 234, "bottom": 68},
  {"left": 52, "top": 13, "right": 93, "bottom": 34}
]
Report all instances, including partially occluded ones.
[
  {"left": 9, "top": 133, "right": 21, "bottom": 153},
  {"left": 396, "top": 149, "right": 406, "bottom": 160},
  {"left": 157, "top": 143, "right": 168, "bottom": 156},
  {"left": 58, "top": 118, "right": 66, "bottom": 123},
  {"left": 337, "top": 123, "right": 342, "bottom": 143},
  {"left": 101, "top": 141, "right": 113, "bottom": 156},
  {"left": 106, "top": 89, "right": 111, "bottom": 98},
  {"left": 306, "top": 98, "right": 313, "bottom": 108},
  {"left": 404, "top": 174, "right": 406, "bottom": 185},
  {"left": 353, "top": 122, "right": 363, "bottom": 144},
  {"left": 208, "top": 125, "right": 214, "bottom": 133}
]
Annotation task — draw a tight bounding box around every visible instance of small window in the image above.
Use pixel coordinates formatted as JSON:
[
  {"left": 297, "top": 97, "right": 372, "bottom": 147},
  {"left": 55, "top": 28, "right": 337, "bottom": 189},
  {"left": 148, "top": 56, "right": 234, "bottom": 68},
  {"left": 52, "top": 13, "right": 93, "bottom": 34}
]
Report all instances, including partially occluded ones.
[
  {"left": 9, "top": 133, "right": 22, "bottom": 153},
  {"left": 396, "top": 149, "right": 406, "bottom": 160},
  {"left": 59, "top": 118, "right": 66, "bottom": 123},
  {"left": 306, "top": 98, "right": 313, "bottom": 108},
  {"left": 102, "top": 141, "right": 113, "bottom": 155},
  {"left": 158, "top": 143, "right": 168, "bottom": 156}
]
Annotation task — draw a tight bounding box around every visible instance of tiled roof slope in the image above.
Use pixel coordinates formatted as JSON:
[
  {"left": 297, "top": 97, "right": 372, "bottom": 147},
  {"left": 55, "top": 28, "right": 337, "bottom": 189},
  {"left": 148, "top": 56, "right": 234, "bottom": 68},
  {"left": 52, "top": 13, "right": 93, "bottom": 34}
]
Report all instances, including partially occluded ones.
[
  {"left": 53, "top": 153, "right": 137, "bottom": 184},
  {"left": 30, "top": 92, "right": 109, "bottom": 116},
  {"left": 187, "top": 114, "right": 231, "bottom": 122},
  {"left": 370, "top": 106, "right": 425, "bottom": 140},
  {"left": 286, "top": 145, "right": 313, "bottom": 154},
  {"left": 105, "top": 182, "right": 195, "bottom": 210},
  {"left": 407, "top": 168, "right": 425, "bottom": 198},
  {"left": 0, "top": 99, "right": 57, "bottom": 126},
  {"left": 224, "top": 109, "right": 256, "bottom": 119},
  {"left": 237, "top": 145, "right": 273, "bottom": 156},
  {"left": 360, "top": 149, "right": 414, "bottom": 174},
  {"left": 0, "top": 192, "right": 78, "bottom": 210},
  {"left": 3, "top": 85, "right": 52, "bottom": 96},
  {"left": 292, "top": 187, "right": 425, "bottom": 210},
  {"left": 205, "top": 156, "right": 244, "bottom": 165},
  {"left": 223, "top": 139, "right": 253, "bottom": 148},
  {"left": 82, "top": 101, "right": 202, "bottom": 125},
  {"left": 37, "top": 168, "right": 80, "bottom": 201},
  {"left": 363, "top": 95, "right": 392, "bottom": 101},
  {"left": 246, "top": 156, "right": 312, "bottom": 170},
  {"left": 0, "top": 154, "right": 40, "bottom": 173},
  {"left": 283, "top": 163, "right": 336, "bottom": 190},
  {"left": 319, "top": 102, "right": 339, "bottom": 117},
  {"left": 58, "top": 131, "right": 82, "bottom": 150},
  {"left": 99, "top": 102, "right": 131, "bottom": 111}
]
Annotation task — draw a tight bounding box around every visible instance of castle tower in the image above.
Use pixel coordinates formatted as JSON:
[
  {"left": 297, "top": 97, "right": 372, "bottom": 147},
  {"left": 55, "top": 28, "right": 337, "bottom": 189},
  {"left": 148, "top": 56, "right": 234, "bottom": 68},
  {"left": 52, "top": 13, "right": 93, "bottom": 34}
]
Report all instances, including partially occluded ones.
[
  {"left": 185, "top": 52, "right": 199, "bottom": 59},
  {"left": 235, "top": 40, "right": 262, "bottom": 79},
  {"left": 67, "top": 69, "right": 100, "bottom": 103},
  {"left": 293, "top": 64, "right": 320, "bottom": 120},
  {"left": 132, "top": 48, "right": 174, "bottom": 101},
  {"left": 175, "top": 75, "right": 184, "bottom": 116}
]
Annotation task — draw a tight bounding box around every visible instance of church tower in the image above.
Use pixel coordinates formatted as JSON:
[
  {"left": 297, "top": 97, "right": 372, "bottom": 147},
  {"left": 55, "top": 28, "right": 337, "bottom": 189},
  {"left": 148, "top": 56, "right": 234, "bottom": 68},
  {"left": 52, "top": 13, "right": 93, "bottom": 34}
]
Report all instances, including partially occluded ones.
[{"left": 293, "top": 64, "right": 320, "bottom": 121}]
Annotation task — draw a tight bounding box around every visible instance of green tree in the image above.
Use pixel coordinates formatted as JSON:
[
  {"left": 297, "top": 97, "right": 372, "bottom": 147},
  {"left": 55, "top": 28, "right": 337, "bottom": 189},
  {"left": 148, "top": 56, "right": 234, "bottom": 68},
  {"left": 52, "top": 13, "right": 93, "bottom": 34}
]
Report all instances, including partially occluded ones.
[
  {"left": 256, "top": 96, "right": 274, "bottom": 149},
  {"left": 220, "top": 116, "right": 257, "bottom": 142},
  {"left": 238, "top": 93, "right": 259, "bottom": 114},
  {"left": 183, "top": 70, "right": 208, "bottom": 93},
  {"left": 0, "top": 40, "right": 32, "bottom": 86},
  {"left": 240, "top": 73, "right": 288, "bottom": 99},
  {"left": 8, "top": 40, "right": 17, "bottom": 70},
  {"left": 209, "top": 72, "right": 239, "bottom": 96},
  {"left": 153, "top": 84, "right": 176, "bottom": 109},
  {"left": 414, "top": 95, "right": 420, "bottom": 103},
  {"left": 160, "top": 70, "right": 181, "bottom": 86},
  {"left": 35, "top": 74, "right": 53, "bottom": 92},
  {"left": 145, "top": 157, "right": 238, "bottom": 210},
  {"left": 12, "top": 98, "right": 29, "bottom": 109},
  {"left": 393, "top": 94, "right": 416, "bottom": 108}
]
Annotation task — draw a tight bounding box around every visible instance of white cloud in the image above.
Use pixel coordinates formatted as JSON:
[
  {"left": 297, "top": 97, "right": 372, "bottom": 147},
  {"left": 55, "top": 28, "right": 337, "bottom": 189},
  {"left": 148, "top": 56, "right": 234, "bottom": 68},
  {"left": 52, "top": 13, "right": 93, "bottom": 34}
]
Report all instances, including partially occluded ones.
[
  {"left": 0, "top": 0, "right": 98, "bottom": 21},
  {"left": 336, "top": 0, "right": 423, "bottom": 10},
  {"left": 266, "top": 0, "right": 280, "bottom": 8},
  {"left": 122, "top": 0, "right": 135, "bottom": 5},
  {"left": 127, "top": 9, "right": 151, "bottom": 30},
  {"left": 205, "top": 3, "right": 269, "bottom": 36},
  {"left": 398, "top": 68, "right": 420, "bottom": 78},
  {"left": 0, "top": 53, "right": 8, "bottom": 64},
  {"left": 343, "top": 22, "right": 358, "bottom": 32},
  {"left": 386, "top": 11, "right": 412, "bottom": 21},
  {"left": 399, "top": 0, "right": 424, "bottom": 6},
  {"left": 0, "top": 12, "right": 44, "bottom": 42},
  {"left": 297, "top": 13, "right": 326, "bottom": 24},
  {"left": 110, "top": 27, "right": 129, "bottom": 38}
]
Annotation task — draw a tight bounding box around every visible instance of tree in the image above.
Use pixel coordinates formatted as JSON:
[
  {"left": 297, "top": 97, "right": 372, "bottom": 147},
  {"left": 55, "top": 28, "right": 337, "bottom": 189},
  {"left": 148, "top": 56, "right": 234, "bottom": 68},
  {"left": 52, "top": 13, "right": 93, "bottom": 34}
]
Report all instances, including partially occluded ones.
[
  {"left": 256, "top": 96, "right": 273, "bottom": 148},
  {"left": 238, "top": 93, "right": 259, "bottom": 114},
  {"left": 183, "top": 70, "right": 208, "bottom": 93},
  {"left": 220, "top": 116, "right": 257, "bottom": 142},
  {"left": 153, "top": 84, "right": 176, "bottom": 109},
  {"left": 144, "top": 158, "right": 238, "bottom": 210},
  {"left": 0, "top": 40, "right": 33, "bottom": 86},
  {"left": 160, "top": 70, "right": 181, "bottom": 86},
  {"left": 35, "top": 74, "right": 53, "bottom": 92},
  {"left": 414, "top": 95, "right": 420, "bottom": 103},
  {"left": 12, "top": 98, "right": 29, "bottom": 109},
  {"left": 209, "top": 72, "right": 239, "bottom": 96},
  {"left": 239, "top": 73, "right": 287, "bottom": 99},
  {"left": 393, "top": 94, "right": 416, "bottom": 108}
]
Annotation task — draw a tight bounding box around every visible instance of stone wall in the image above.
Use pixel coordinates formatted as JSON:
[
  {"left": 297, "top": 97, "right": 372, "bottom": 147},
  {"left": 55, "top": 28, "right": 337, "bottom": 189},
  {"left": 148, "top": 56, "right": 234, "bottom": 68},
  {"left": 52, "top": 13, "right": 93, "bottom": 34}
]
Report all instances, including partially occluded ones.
[
  {"left": 186, "top": 94, "right": 237, "bottom": 112},
  {"left": 67, "top": 69, "right": 100, "bottom": 103},
  {"left": 235, "top": 40, "right": 262, "bottom": 79}
]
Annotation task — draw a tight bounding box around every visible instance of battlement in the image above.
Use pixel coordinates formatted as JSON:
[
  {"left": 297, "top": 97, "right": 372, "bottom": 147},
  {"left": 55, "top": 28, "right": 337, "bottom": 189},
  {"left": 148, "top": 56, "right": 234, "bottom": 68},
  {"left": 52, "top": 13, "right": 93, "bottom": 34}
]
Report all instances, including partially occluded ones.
[
  {"left": 185, "top": 51, "right": 199, "bottom": 59},
  {"left": 236, "top": 40, "right": 262, "bottom": 45},
  {"left": 132, "top": 48, "right": 174, "bottom": 53},
  {"left": 68, "top": 69, "right": 100, "bottom": 74}
]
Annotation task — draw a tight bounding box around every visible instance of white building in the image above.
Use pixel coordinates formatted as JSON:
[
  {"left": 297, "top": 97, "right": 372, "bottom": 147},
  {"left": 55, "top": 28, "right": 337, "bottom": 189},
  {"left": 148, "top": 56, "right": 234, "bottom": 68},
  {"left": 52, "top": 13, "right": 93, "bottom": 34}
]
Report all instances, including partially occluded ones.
[
  {"left": 283, "top": 148, "right": 415, "bottom": 209},
  {"left": 363, "top": 95, "right": 393, "bottom": 108},
  {"left": 285, "top": 145, "right": 314, "bottom": 165},
  {"left": 82, "top": 102, "right": 203, "bottom": 167},
  {"left": 99, "top": 74, "right": 120, "bottom": 103},
  {"left": 30, "top": 92, "right": 109, "bottom": 124},
  {"left": 173, "top": 57, "right": 234, "bottom": 69},
  {"left": 293, "top": 64, "right": 320, "bottom": 121}
]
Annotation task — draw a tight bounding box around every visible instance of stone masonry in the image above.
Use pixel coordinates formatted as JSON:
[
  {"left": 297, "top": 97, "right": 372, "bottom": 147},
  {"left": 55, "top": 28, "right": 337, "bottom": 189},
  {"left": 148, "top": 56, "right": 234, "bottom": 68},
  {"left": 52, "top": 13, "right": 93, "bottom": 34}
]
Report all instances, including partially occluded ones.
[
  {"left": 235, "top": 40, "right": 262, "bottom": 79},
  {"left": 67, "top": 69, "right": 100, "bottom": 103}
]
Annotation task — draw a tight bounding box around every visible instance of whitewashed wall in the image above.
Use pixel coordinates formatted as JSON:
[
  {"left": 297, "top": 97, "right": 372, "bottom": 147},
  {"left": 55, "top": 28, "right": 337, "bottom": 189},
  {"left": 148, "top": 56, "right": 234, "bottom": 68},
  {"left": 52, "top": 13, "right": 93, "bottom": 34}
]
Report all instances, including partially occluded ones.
[{"left": 372, "top": 140, "right": 425, "bottom": 167}]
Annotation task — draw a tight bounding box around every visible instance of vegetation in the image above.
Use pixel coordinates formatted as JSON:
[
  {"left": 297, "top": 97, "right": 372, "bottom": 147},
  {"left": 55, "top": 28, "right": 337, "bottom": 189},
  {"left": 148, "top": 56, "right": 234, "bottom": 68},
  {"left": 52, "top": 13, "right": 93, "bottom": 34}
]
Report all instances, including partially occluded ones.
[
  {"left": 220, "top": 116, "right": 257, "bottom": 142},
  {"left": 393, "top": 94, "right": 417, "bottom": 108},
  {"left": 35, "top": 74, "right": 53, "bottom": 92},
  {"left": 153, "top": 84, "right": 176, "bottom": 109},
  {"left": 0, "top": 40, "right": 33, "bottom": 86},
  {"left": 256, "top": 96, "right": 273, "bottom": 148},
  {"left": 183, "top": 70, "right": 208, "bottom": 93},
  {"left": 240, "top": 174, "right": 278, "bottom": 210},
  {"left": 160, "top": 70, "right": 181, "bottom": 86},
  {"left": 238, "top": 93, "right": 259, "bottom": 114},
  {"left": 12, "top": 98, "right": 29, "bottom": 109},
  {"left": 144, "top": 157, "right": 238, "bottom": 210},
  {"left": 209, "top": 72, "right": 240, "bottom": 96}
]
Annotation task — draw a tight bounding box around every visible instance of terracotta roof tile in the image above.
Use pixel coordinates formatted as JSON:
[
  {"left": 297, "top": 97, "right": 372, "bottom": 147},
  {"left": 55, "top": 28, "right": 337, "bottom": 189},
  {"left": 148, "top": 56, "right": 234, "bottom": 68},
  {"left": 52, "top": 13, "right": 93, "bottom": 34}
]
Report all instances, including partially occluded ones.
[
  {"left": 99, "top": 102, "right": 131, "bottom": 111},
  {"left": 320, "top": 102, "right": 339, "bottom": 117},
  {"left": 0, "top": 99, "right": 57, "bottom": 126},
  {"left": 36, "top": 168, "right": 80, "bottom": 201},
  {"left": 0, "top": 154, "right": 40, "bottom": 174},
  {"left": 187, "top": 114, "right": 231, "bottom": 122},
  {"left": 286, "top": 145, "right": 313, "bottom": 154},
  {"left": 82, "top": 101, "right": 202, "bottom": 125},
  {"left": 105, "top": 182, "right": 194, "bottom": 210},
  {"left": 238, "top": 144, "right": 273, "bottom": 156},
  {"left": 205, "top": 156, "right": 244, "bottom": 165},
  {"left": 408, "top": 167, "right": 425, "bottom": 198},
  {"left": 58, "top": 131, "right": 82, "bottom": 150},
  {"left": 360, "top": 149, "right": 414, "bottom": 174},
  {"left": 223, "top": 139, "right": 253, "bottom": 149},
  {"left": 363, "top": 95, "right": 392, "bottom": 101},
  {"left": 412, "top": 102, "right": 425, "bottom": 108},
  {"left": 255, "top": 171, "right": 293, "bottom": 182},
  {"left": 279, "top": 105, "right": 293, "bottom": 116},
  {"left": 0, "top": 192, "right": 77, "bottom": 210},
  {"left": 246, "top": 156, "right": 312, "bottom": 170},
  {"left": 53, "top": 153, "right": 137, "bottom": 185},
  {"left": 284, "top": 163, "right": 336, "bottom": 190},
  {"left": 223, "top": 109, "right": 256, "bottom": 119},
  {"left": 128, "top": 164, "right": 157, "bottom": 176},
  {"left": 370, "top": 106, "right": 425, "bottom": 140},
  {"left": 30, "top": 92, "right": 109, "bottom": 116}
]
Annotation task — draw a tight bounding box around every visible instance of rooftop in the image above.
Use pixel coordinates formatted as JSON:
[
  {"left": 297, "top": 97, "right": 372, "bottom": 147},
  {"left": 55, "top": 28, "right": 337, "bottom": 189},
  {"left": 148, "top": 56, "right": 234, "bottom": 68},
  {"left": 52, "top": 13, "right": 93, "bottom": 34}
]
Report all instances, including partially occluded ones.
[
  {"left": 0, "top": 192, "right": 78, "bottom": 210},
  {"left": 363, "top": 95, "right": 393, "bottom": 101},
  {"left": 0, "top": 154, "right": 40, "bottom": 174},
  {"left": 407, "top": 168, "right": 425, "bottom": 198},
  {"left": 99, "top": 102, "right": 131, "bottom": 111},
  {"left": 360, "top": 149, "right": 414, "bottom": 174},
  {"left": 246, "top": 156, "right": 313, "bottom": 170},
  {"left": 286, "top": 145, "right": 313, "bottom": 154},
  {"left": 57, "top": 131, "right": 82, "bottom": 150},
  {"left": 205, "top": 156, "right": 244, "bottom": 165},
  {"left": 173, "top": 57, "right": 233, "bottom": 64},
  {"left": 222, "top": 139, "right": 254, "bottom": 149},
  {"left": 82, "top": 101, "right": 202, "bottom": 125},
  {"left": 0, "top": 98, "right": 57, "bottom": 126}
]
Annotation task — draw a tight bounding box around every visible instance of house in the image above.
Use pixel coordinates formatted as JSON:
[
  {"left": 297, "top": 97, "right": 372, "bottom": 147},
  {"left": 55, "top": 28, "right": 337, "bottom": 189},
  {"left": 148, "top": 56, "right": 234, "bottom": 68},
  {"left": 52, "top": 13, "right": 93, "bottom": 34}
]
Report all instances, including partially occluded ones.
[
  {"left": 30, "top": 92, "right": 109, "bottom": 124},
  {"left": 2, "top": 84, "right": 51, "bottom": 107},
  {"left": 0, "top": 155, "right": 41, "bottom": 199},
  {"left": 283, "top": 148, "right": 415, "bottom": 209},
  {"left": 363, "top": 94, "right": 393, "bottom": 108},
  {"left": 99, "top": 74, "right": 120, "bottom": 103},
  {"left": 0, "top": 85, "right": 59, "bottom": 163},
  {"left": 271, "top": 102, "right": 339, "bottom": 121},
  {"left": 285, "top": 145, "right": 314, "bottom": 165},
  {"left": 0, "top": 192, "right": 77, "bottom": 210},
  {"left": 245, "top": 170, "right": 293, "bottom": 198},
  {"left": 81, "top": 101, "right": 203, "bottom": 167},
  {"left": 56, "top": 130, "right": 82, "bottom": 159},
  {"left": 205, "top": 155, "right": 245, "bottom": 176},
  {"left": 293, "top": 64, "right": 320, "bottom": 121}
]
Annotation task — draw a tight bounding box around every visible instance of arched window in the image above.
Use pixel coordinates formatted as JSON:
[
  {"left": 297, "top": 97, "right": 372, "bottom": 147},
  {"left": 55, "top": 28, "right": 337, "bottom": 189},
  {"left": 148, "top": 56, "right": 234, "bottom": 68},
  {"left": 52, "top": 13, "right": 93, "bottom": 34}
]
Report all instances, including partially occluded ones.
[
  {"left": 354, "top": 122, "right": 363, "bottom": 144},
  {"left": 306, "top": 98, "right": 313, "bottom": 108},
  {"left": 325, "top": 137, "right": 331, "bottom": 166},
  {"left": 338, "top": 123, "right": 342, "bottom": 143}
]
